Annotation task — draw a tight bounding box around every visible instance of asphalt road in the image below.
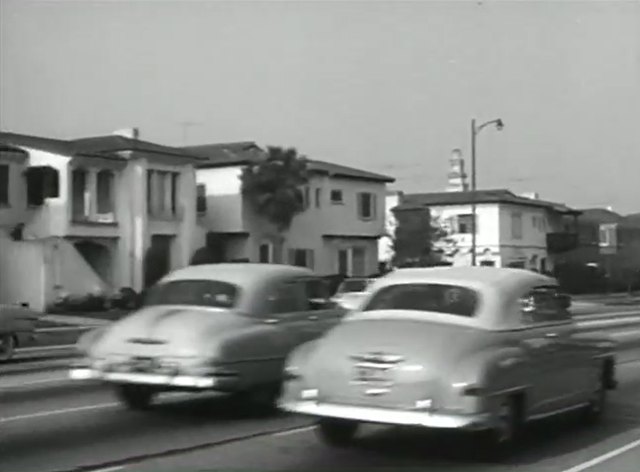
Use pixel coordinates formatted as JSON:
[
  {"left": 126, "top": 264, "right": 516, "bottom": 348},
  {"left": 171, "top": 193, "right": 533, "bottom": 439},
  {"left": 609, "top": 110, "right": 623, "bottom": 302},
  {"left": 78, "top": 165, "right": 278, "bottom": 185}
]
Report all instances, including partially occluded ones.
[{"left": 2, "top": 349, "right": 640, "bottom": 472}]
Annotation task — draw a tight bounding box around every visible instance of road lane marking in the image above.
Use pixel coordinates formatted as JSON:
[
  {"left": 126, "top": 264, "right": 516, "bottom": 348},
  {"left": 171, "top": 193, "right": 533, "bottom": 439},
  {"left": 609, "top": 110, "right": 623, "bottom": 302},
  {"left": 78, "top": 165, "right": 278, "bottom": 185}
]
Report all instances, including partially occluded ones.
[
  {"left": 562, "top": 437, "right": 640, "bottom": 472},
  {"left": 273, "top": 425, "right": 316, "bottom": 437},
  {"left": 0, "top": 402, "right": 119, "bottom": 423},
  {"left": 16, "top": 344, "right": 76, "bottom": 352}
]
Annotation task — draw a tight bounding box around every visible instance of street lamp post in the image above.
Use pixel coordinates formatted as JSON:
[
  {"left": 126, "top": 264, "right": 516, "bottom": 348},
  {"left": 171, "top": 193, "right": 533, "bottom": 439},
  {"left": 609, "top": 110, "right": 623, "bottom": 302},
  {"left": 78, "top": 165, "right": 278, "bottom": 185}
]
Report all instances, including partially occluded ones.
[{"left": 470, "top": 118, "right": 504, "bottom": 266}]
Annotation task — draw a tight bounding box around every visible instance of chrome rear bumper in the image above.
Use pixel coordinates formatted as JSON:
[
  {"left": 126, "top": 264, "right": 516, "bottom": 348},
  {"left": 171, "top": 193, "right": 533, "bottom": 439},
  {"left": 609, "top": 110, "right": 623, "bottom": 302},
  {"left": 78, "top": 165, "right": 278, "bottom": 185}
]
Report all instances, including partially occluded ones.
[
  {"left": 280, "top": 400, "right": 492, "bottom": 430},
  {"left": 69, "top": 368, "right": 216, "bottom": 389}
]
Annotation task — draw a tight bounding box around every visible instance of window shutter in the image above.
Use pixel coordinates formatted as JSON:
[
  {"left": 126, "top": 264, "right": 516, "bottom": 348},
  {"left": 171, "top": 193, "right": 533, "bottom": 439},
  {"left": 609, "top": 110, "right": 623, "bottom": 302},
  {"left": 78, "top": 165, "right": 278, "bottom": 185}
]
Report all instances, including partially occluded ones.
[
  {"left": 372, "top": 194, "right": 377, "bottom": 218},
  {"left": 288, "top": 249, "right": 296, "bottom": 265},
  {"left": 307, "top": 249, "right": 315, "bottom": 270}
]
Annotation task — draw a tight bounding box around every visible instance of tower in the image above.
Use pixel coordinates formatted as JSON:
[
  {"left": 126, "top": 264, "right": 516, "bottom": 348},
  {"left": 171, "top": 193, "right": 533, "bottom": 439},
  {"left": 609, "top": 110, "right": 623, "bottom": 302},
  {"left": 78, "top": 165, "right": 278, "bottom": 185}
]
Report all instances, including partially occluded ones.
[{"left": 446, "top": 148, "right": 469, "bottom": 192}]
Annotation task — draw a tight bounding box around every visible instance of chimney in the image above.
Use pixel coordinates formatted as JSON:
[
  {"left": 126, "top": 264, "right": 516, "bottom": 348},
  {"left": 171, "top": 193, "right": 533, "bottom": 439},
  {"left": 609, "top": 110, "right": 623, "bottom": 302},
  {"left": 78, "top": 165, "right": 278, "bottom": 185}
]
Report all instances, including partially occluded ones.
[
  {"left": 113, "top": 127, "right": 139, "bottom": 139},
  {"left": 446, "top": 148, "right": 469, "bottom": 192},
  {"left": 520, "top": 192, "right": 540, "bottom": 200}
]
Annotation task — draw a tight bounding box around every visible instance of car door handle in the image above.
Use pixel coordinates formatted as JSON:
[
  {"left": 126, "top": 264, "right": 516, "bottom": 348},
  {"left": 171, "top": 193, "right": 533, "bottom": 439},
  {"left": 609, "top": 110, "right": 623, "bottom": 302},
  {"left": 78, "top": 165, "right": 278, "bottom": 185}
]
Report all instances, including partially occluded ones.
[
  {"left": 545, "top": 332, "right": 558, "bottom": 338},
  {"left": 308, "top": 315, "right": 319, "bottom": 321},
  {"left": 264, "top": 318, "right": 280, "bottom": 325}
]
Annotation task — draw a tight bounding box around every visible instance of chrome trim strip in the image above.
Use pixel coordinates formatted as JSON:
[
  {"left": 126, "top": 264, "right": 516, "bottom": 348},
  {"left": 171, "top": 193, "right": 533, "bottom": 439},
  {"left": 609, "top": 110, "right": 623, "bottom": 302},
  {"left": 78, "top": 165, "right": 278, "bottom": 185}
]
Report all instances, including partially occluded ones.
[
  {"left": 69, "top": 368, "right": 216, "bottom": 388},
  {"left": 527, "top": 402, "right": 589, "bottom": 421},
  {"left": 279, "top": 401, "right": 493, "bottom": 430}
]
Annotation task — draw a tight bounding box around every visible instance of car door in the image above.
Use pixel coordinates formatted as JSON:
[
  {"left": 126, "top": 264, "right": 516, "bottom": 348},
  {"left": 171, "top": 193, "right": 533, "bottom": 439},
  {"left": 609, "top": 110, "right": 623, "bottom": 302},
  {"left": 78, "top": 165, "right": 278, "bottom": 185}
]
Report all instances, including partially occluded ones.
[
  {"left": 297, "top": 276, "right": 345, "bottom": 340},
  {"left": 262, "top": 278, "right": 314, "bottom": 353},
  {"left": 522, "top": 286, "right": 577, "bottom": 412}
]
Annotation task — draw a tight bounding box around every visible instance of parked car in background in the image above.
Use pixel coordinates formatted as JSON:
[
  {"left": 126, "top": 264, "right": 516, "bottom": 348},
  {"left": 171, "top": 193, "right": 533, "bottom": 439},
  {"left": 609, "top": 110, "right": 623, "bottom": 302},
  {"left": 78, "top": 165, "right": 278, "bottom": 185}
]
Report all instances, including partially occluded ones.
[
  {"left": 279, "top": 267, "right": 617, "bottom": 456},
  {"left": 332, "top": 277, "right": 375, "bottom": 310},
  {"left": 69, "top": 263, "right": 347, "bottom": 411},
  {"left": 0, "top": 303, "right": 40, "bottom": 361}
]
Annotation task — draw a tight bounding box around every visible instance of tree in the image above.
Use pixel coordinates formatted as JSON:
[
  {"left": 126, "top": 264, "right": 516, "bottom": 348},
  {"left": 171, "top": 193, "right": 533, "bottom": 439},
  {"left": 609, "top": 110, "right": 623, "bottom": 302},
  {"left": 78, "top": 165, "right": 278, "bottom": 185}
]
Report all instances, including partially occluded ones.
[
  {"left": 390, "top": 207, "right": 458, "bottom": 268},
  {"left": 240, "top": 146, "right": 310, "bottom": 231}
]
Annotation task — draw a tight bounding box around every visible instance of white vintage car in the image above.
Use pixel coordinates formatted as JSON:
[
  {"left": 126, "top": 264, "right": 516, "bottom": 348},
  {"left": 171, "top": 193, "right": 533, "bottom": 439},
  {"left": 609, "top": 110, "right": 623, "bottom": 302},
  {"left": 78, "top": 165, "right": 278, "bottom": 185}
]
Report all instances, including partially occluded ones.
[
  {"left": 279, "top": 267, "right": 618, "bottom": 455},
  {"left": 70, "top": 263, "right": 346, "bottom": 410}
]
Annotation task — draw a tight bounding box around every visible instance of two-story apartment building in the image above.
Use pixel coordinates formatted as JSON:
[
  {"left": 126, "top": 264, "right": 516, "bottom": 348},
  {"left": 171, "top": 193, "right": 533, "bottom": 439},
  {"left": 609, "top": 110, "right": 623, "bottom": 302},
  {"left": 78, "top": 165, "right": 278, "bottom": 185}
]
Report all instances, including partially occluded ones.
[
  {"left": 0, "top": 129, "right": 202, "bottom": 311},
  {"left": 190, "top": 142, "right": 395, "bottom": 277},
  {"left": 396, "top": 189, "right": 580, "bottom": 272},
  {"left": 560, "top": 208, "right": 640, "bottom": 290}
]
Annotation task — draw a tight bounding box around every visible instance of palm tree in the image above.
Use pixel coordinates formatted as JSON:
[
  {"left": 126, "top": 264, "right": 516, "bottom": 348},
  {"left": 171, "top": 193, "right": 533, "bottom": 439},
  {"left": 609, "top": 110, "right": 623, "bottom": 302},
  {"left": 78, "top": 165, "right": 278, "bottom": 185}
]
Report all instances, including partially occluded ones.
[{"left": 240, "top": 146, "right": 310, "bottom": 231}]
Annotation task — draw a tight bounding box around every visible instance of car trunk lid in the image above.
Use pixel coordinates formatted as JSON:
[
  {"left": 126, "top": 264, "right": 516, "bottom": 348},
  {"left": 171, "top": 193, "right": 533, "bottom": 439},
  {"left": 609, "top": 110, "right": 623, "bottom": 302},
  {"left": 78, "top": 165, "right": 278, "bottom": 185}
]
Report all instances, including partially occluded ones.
[{"left": 309, "top": 311, "right": 485, "bottom": 409}]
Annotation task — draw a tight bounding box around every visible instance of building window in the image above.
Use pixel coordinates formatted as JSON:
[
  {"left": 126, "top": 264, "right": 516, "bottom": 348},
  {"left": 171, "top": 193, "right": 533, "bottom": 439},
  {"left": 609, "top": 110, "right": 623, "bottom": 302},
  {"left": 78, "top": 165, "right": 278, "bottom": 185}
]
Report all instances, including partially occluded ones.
[
  {"left": 71, "top": 168, "right": 88, "bottom": 219},
  {"left": 289, "top": 248, "right": 314, "bottom": 269},
  {"left": 357, "top": 192, "right": 376, "bottom": 220},
  {"left": 147, "top": 169, "right": 180, "bottom": 217},
  {"left": 259, "top": 242, "right": 273, "bottom": 263},
  {"left": 457, "top": 214, "right": 476, "bottom": 234},
  {"left": 0, "top": 164, "right": 9, "bottom": 205},
  {"left": 96, "top": 170, "right": 115, "bottom": 214},
  {"left": 330, "top": 189, "right": 343, "bottom": 204},
  {"left": 25, "top": 166, "right": 59, "bottom": 207},
  {"left": 301, "top": 186, "right": 310, "bottom": 210},
  {"left": 196, "top": 184, "right": 207, "bottom": 214},
  {"left": 315, "top": 188, "right": 321, "bottom": 208},
  {"left": 599, "top": 224, "right": 616, "bottom": 247},
  {"left": 171, "top": 173, "right": 179, "bottom": 215},
  {"left": 511, "top": 212, "right": 523, "bottom": 240}
]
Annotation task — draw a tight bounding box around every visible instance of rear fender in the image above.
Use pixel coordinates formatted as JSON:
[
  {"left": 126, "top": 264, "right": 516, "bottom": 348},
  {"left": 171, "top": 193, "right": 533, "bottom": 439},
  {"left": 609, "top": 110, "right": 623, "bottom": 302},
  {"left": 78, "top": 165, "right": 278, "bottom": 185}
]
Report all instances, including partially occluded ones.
[{"left": 447, "top": 346, "right": 529, "bottom": 408}]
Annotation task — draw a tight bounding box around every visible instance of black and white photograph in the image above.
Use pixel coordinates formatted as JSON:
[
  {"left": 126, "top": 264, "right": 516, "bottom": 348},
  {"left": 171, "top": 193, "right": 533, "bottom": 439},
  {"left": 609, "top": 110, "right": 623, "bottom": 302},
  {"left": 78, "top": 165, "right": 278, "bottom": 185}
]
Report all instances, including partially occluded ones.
[{"left": 1, "top": 0, "right": 639, "bottom": 471}]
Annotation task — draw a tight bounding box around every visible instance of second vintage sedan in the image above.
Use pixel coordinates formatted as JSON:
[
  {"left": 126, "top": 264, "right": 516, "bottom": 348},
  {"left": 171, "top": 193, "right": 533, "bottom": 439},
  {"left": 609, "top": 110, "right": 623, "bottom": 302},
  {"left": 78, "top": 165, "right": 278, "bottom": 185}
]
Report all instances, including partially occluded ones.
[
  {"left": 279, "top": 267, "right": 617, "bottom": 454},
  {"left": 70, "top": 263, "right": 346, "bottom": 410}
]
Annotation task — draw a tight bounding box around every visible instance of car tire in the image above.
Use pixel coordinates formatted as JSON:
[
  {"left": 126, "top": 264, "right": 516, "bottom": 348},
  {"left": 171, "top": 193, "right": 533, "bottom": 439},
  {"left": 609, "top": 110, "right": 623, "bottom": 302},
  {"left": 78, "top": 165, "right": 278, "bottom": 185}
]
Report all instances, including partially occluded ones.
[
  {"left": 478, "top": 395, "right": 522, "bottom": 460},
  {"left": 315, "top": 418, "right": 359, "bottom": 447},
  {"left": 0, "top": 334, "right": 16, "bottom": 362},
  {"left": 114, "top": 384, "right": 156, "bottom": 410},
  {"left": 581, "top": 369, "right": 607, "bottom": 424}
]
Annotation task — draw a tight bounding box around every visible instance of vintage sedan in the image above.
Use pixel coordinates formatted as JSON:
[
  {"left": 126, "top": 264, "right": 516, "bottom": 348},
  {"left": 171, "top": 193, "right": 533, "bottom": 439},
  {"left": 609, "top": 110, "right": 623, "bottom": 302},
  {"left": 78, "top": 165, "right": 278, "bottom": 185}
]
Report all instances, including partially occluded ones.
[
  {"left": 279, "top": 267, "right": 617, "bottom": 454},
  {"left": 0, "top": 303, "right": 40, "bottom": 362},
  {"left": 69, "top": 263, "right": 346, "bottom": 410}
]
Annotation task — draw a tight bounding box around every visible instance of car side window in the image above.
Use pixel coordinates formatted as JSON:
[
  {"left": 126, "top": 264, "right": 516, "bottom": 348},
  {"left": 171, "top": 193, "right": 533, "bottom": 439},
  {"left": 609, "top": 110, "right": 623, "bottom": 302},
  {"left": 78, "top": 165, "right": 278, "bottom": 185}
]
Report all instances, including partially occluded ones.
[
  {"left": 520, "top": 286, "right": 570, "bottom": 324},
  {"left": 265, "top": 279, "right": 306, "bottom": 315},
  {"left": 300, "top": 277, "right": 331, "bottom": 309}
]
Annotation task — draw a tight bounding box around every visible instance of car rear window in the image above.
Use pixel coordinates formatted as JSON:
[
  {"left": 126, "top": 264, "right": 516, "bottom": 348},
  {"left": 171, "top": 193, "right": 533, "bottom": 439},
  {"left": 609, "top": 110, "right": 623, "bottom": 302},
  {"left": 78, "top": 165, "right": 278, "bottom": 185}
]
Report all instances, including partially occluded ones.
[
  {"left": 339, "top": 279, "right": 370, "bottom": 293},
  {"left": 361, "top": 283, "right": 479, "bottom": 317},
  {"left": 143, "top": 279, "right": 239, "bottom": 309}
]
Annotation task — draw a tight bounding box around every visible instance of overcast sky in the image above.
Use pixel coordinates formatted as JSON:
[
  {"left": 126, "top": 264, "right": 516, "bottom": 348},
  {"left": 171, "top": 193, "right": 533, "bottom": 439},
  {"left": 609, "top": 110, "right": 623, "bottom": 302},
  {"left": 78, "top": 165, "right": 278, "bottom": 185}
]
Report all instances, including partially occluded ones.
[{"left": 1, "top": 0, "right": 638, "bottom": 213}]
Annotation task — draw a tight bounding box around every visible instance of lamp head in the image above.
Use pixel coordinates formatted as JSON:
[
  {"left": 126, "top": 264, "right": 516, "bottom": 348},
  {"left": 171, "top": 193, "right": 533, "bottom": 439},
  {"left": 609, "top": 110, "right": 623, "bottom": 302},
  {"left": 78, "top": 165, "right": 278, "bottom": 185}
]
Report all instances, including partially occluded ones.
[{"left": 496, "top": 119, "right": 504, "bottom": 130}]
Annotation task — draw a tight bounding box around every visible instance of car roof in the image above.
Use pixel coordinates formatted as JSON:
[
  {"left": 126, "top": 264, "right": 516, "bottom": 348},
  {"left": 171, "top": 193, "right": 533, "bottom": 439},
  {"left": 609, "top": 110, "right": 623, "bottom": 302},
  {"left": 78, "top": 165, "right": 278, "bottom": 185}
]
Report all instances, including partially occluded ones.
[
  {"left": 356, "top": 266, "right": 560, "bottom": 331},
  {"left": 161, "top": 263, "right": 315, "bottom": 286},
  {"left": 380, "top": 266, "right": 556, "bottom": 289}
]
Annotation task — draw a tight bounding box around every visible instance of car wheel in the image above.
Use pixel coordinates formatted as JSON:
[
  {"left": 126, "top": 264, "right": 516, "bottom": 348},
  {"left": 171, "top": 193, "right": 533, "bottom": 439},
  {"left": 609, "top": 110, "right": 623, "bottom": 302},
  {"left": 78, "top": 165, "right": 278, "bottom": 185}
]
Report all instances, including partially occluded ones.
[
  {"left": 315, "top": 418, "right": 359, "bottom": 447},
  {"left": 114, "top": 384, "right": 156, "bottom": 410},
  {"left": 478, "top": 396, "right": 521, "bottom": 460},
  {"left": 582, "top": 369, "right": 606, "bottom": 424},
  {"left": 0, "top": 334, "right": 16, "bottom": 362}
]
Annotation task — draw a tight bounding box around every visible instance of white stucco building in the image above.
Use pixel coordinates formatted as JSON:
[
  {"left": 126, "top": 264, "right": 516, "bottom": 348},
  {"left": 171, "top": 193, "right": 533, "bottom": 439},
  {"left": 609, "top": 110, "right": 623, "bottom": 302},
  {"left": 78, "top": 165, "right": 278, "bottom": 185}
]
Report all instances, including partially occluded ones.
[
  {"left": 0, "top": 129, "right": 202, "bottom": 310},
  {"left": 190, "top": 143, "right": 395, "bottom": 276},
  {"left": 397, "top": 189, "right": 580, "bottom": 271}
]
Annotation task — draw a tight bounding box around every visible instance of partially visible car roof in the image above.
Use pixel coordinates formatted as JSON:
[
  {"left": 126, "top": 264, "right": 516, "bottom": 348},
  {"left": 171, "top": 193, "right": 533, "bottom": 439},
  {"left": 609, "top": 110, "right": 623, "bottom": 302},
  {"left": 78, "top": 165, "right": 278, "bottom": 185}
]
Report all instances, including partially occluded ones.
[
  {"left": 378, "top": 266, "right": 556, "bottom": 290},
  {"left": 160, "top": 263, "right": 314, "bottom": 286},
  {"left": 354, "top": 266, "right": 560, "bottom": 331}
]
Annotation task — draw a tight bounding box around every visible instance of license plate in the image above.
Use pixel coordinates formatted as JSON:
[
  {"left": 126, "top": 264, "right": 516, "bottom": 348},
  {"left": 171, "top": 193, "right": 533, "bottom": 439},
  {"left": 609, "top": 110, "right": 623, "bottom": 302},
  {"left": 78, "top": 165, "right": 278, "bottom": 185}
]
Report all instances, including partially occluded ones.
[{"left": 353, "top": 365, "right": 391, "bottom": 384}]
